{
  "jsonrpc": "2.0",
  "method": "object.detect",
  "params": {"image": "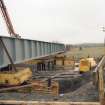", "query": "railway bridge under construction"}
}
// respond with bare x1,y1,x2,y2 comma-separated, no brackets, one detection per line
0,0,105,105
0,36,65,69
